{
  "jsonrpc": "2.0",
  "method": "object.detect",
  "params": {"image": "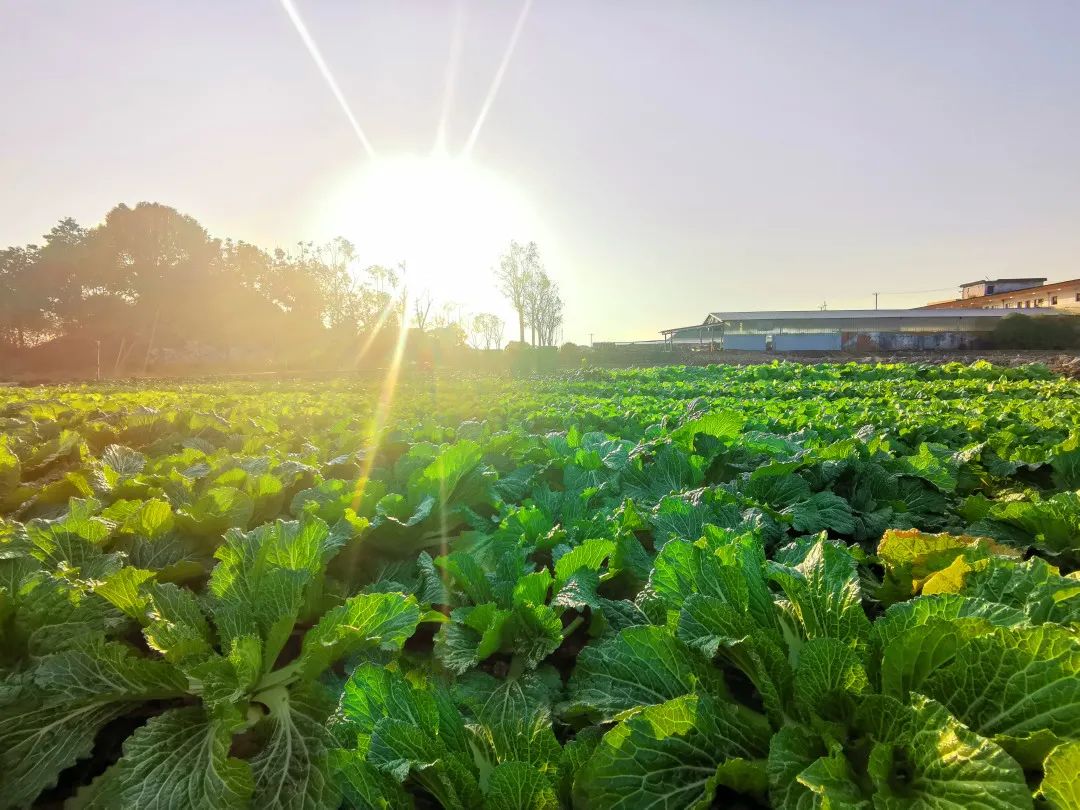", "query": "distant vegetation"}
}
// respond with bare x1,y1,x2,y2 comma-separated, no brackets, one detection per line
989,313,1080,350
0,203,564,377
